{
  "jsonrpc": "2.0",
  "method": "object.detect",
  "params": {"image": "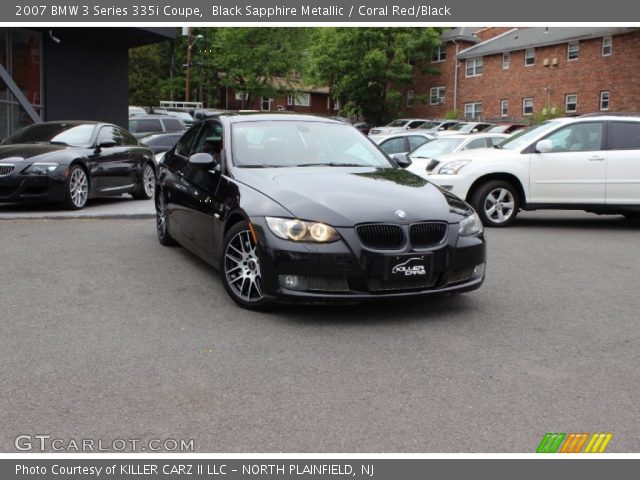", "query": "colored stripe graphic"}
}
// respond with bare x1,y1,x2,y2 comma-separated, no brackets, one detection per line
584,433,613,453
537,433,566,453
560,433,589,453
